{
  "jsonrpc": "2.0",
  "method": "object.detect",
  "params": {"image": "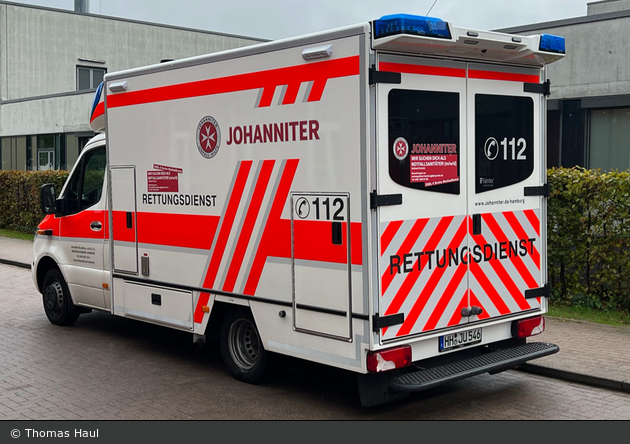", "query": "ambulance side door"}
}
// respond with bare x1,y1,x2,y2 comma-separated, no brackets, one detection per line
57,145,108,309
